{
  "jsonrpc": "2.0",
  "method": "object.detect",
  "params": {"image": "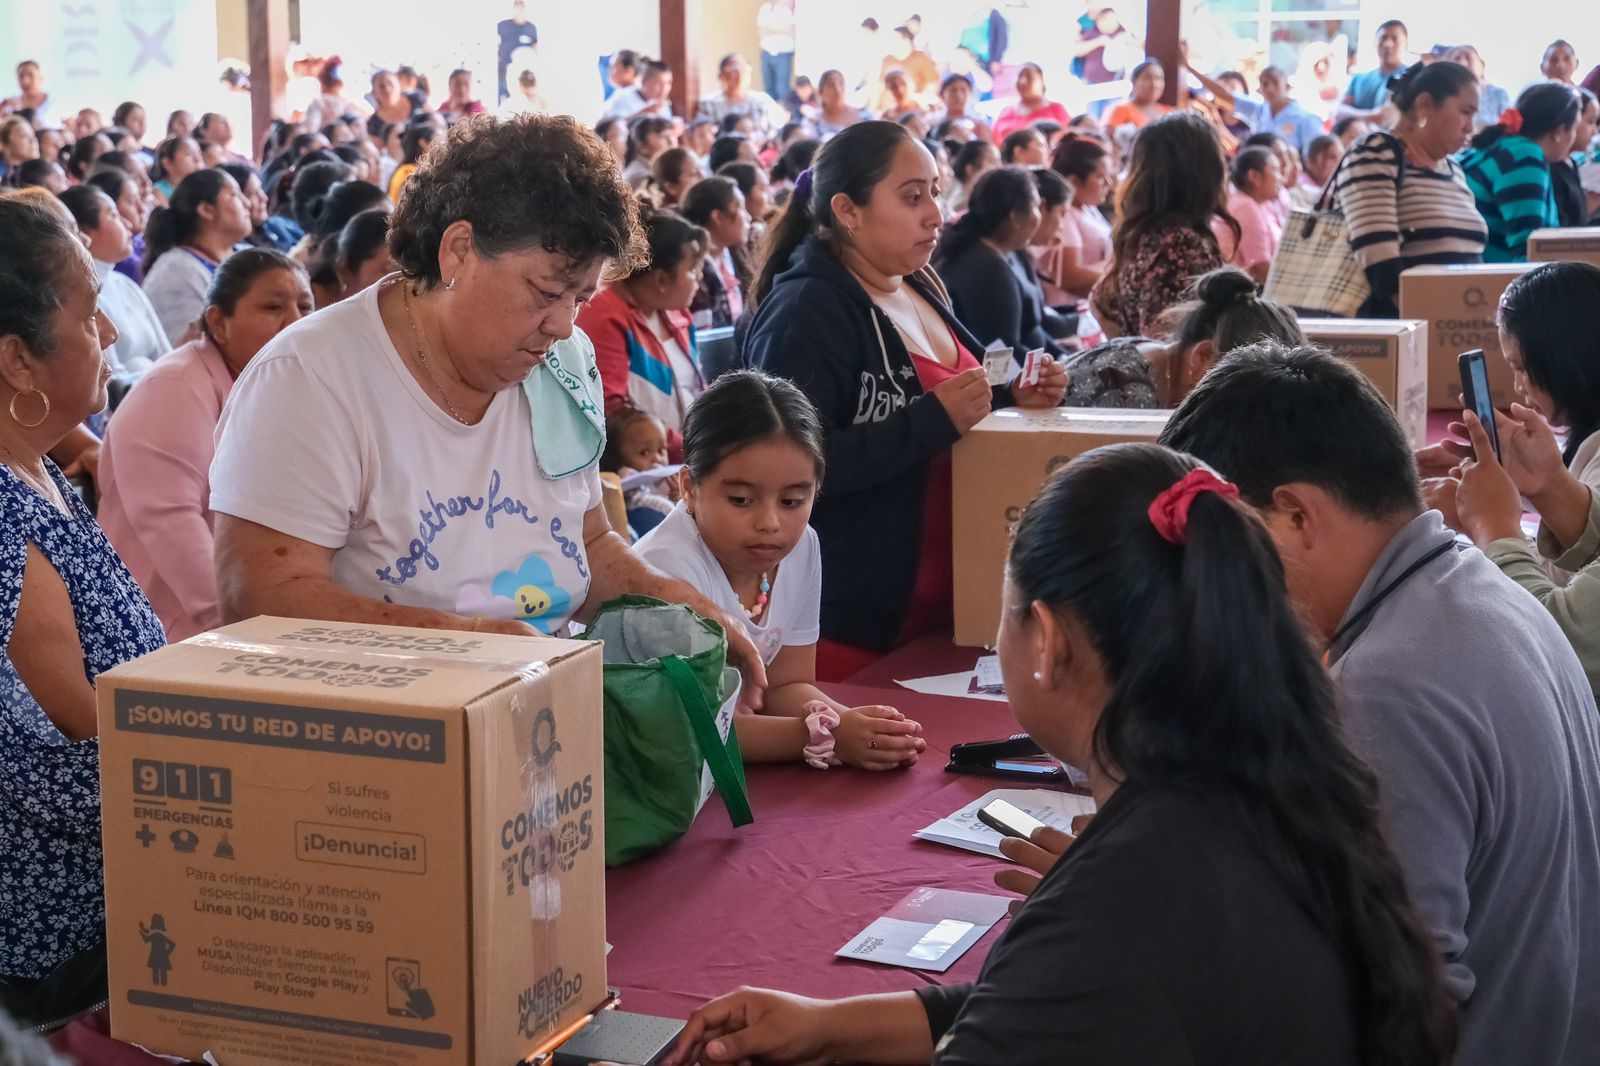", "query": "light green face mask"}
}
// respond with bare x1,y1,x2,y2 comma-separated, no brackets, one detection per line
523,330,607,479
